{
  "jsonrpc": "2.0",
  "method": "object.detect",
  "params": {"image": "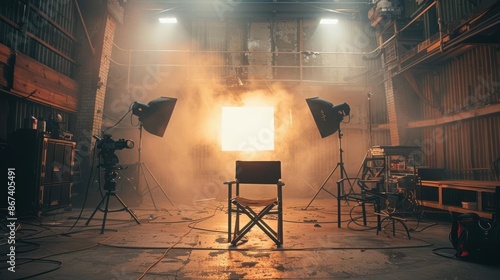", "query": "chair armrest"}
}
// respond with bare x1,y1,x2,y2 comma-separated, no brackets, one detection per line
224,180,236,185
278,180,285,186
